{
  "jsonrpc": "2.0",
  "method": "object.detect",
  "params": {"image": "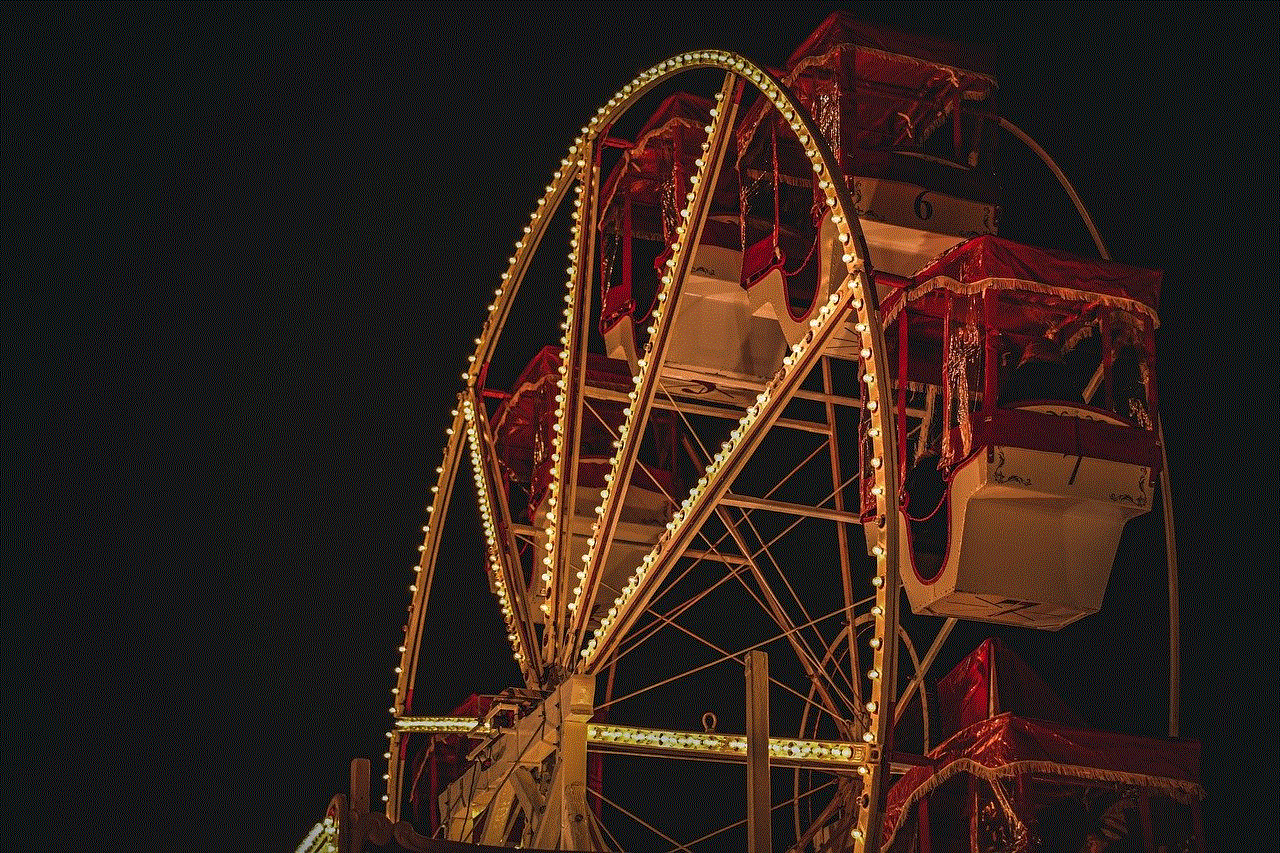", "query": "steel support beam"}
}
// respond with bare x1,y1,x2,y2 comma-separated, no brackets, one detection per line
720,492,864,524
566,73,743,666
745,650,772,853
468,388,543,687
399,716,884,774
